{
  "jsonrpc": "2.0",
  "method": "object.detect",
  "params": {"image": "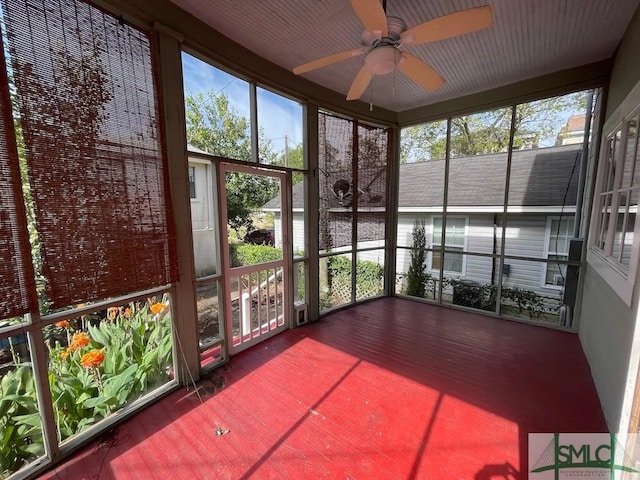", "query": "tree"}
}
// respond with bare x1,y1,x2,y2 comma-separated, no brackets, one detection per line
275,142,304,185
400,92,588,162
185,90,278,232
406,219,428,298
224,171,278,232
